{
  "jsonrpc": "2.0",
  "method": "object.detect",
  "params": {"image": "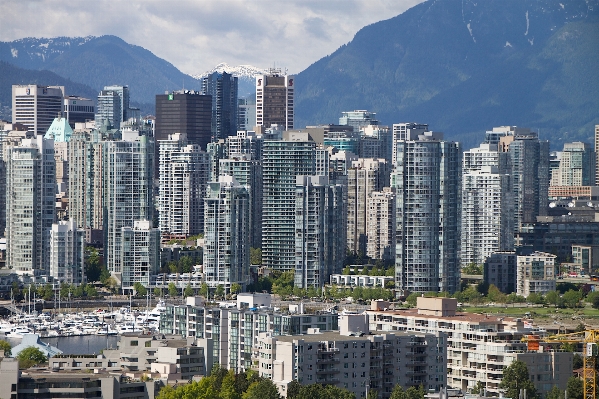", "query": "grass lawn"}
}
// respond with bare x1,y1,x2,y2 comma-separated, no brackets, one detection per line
461,305,599,318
